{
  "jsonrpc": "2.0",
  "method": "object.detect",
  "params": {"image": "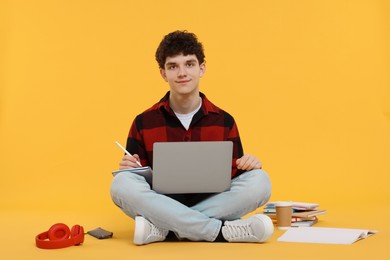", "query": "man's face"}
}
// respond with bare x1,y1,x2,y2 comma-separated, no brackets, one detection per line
160,54,206,96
